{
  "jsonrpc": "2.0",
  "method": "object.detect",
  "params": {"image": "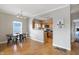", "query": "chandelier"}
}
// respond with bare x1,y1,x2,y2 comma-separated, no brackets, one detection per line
16,10,25,19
